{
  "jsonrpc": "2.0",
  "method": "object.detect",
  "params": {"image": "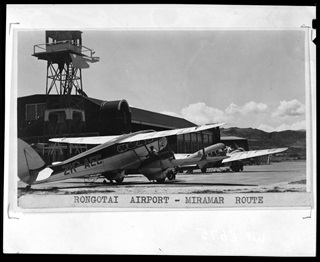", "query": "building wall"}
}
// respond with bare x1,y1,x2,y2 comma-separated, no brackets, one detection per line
220,138,249,151
132,123,220,153
18,95,222,155
18,95,132,143
177,129,220,153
